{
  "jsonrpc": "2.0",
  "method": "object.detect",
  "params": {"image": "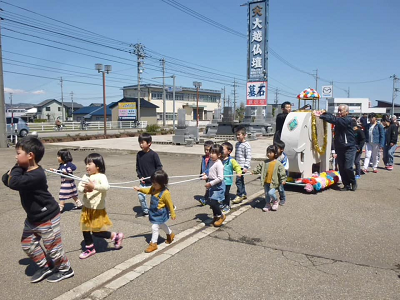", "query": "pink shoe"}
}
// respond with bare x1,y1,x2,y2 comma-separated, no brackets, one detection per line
271,200,279,211
262,203,271,212
79,247,96,259
373,168,378,173
113,232,124,249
